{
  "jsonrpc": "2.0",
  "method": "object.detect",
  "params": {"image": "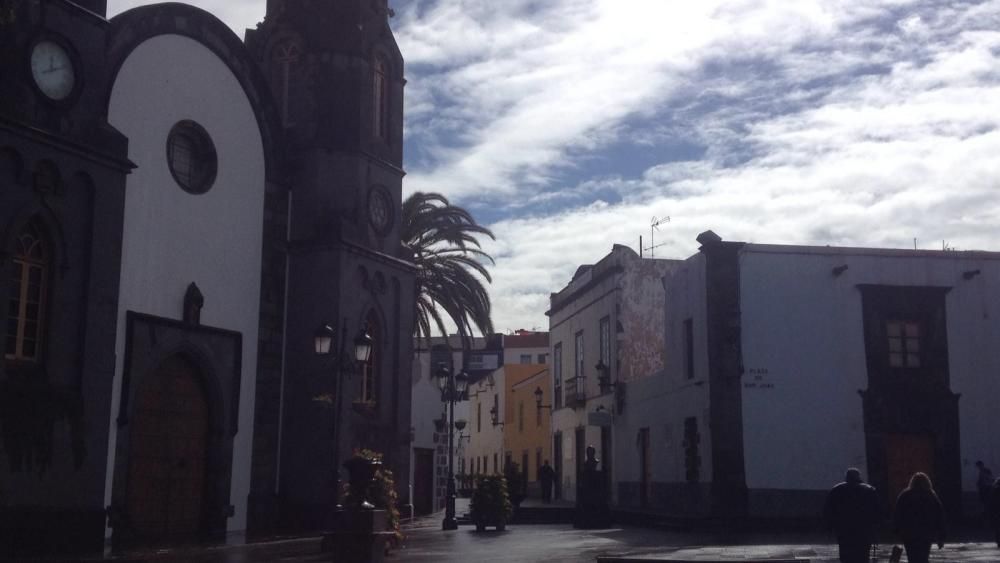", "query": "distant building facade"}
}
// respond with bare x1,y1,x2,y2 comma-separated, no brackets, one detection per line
501,331,550,497
409,335,502,515
614,231,1000,520
546,245,679,502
